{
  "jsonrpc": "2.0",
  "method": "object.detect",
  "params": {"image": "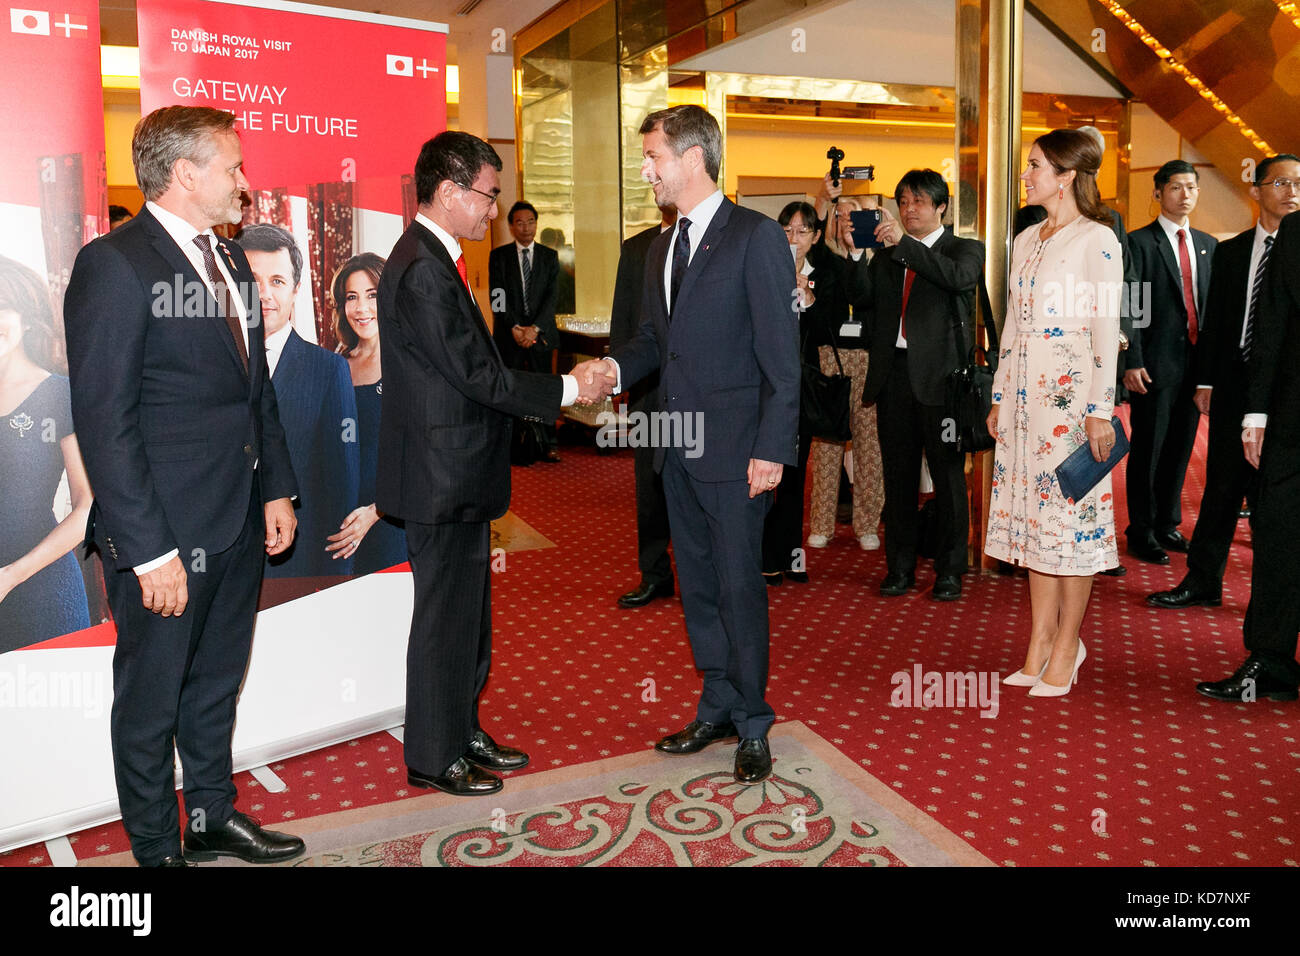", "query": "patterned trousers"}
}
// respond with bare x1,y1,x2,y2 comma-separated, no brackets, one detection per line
808,346,885,540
